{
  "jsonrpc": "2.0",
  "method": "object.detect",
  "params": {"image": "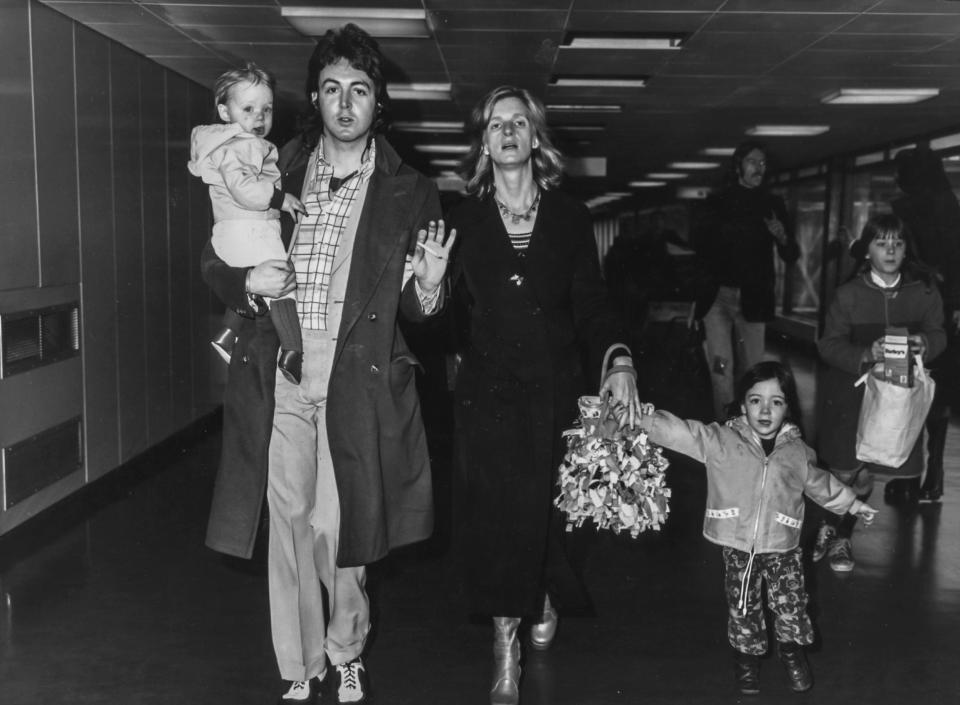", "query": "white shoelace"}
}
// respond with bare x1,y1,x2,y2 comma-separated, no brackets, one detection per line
337,661,365,701
282,681,311,701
